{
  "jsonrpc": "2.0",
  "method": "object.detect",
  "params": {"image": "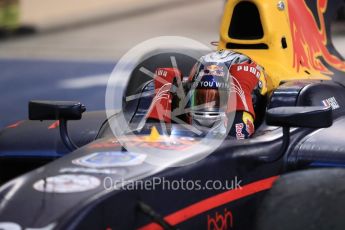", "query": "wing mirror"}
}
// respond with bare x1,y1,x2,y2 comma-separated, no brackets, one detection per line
29,100,86,120
29,100,86,151
264,106,332,162
266,106,333,128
